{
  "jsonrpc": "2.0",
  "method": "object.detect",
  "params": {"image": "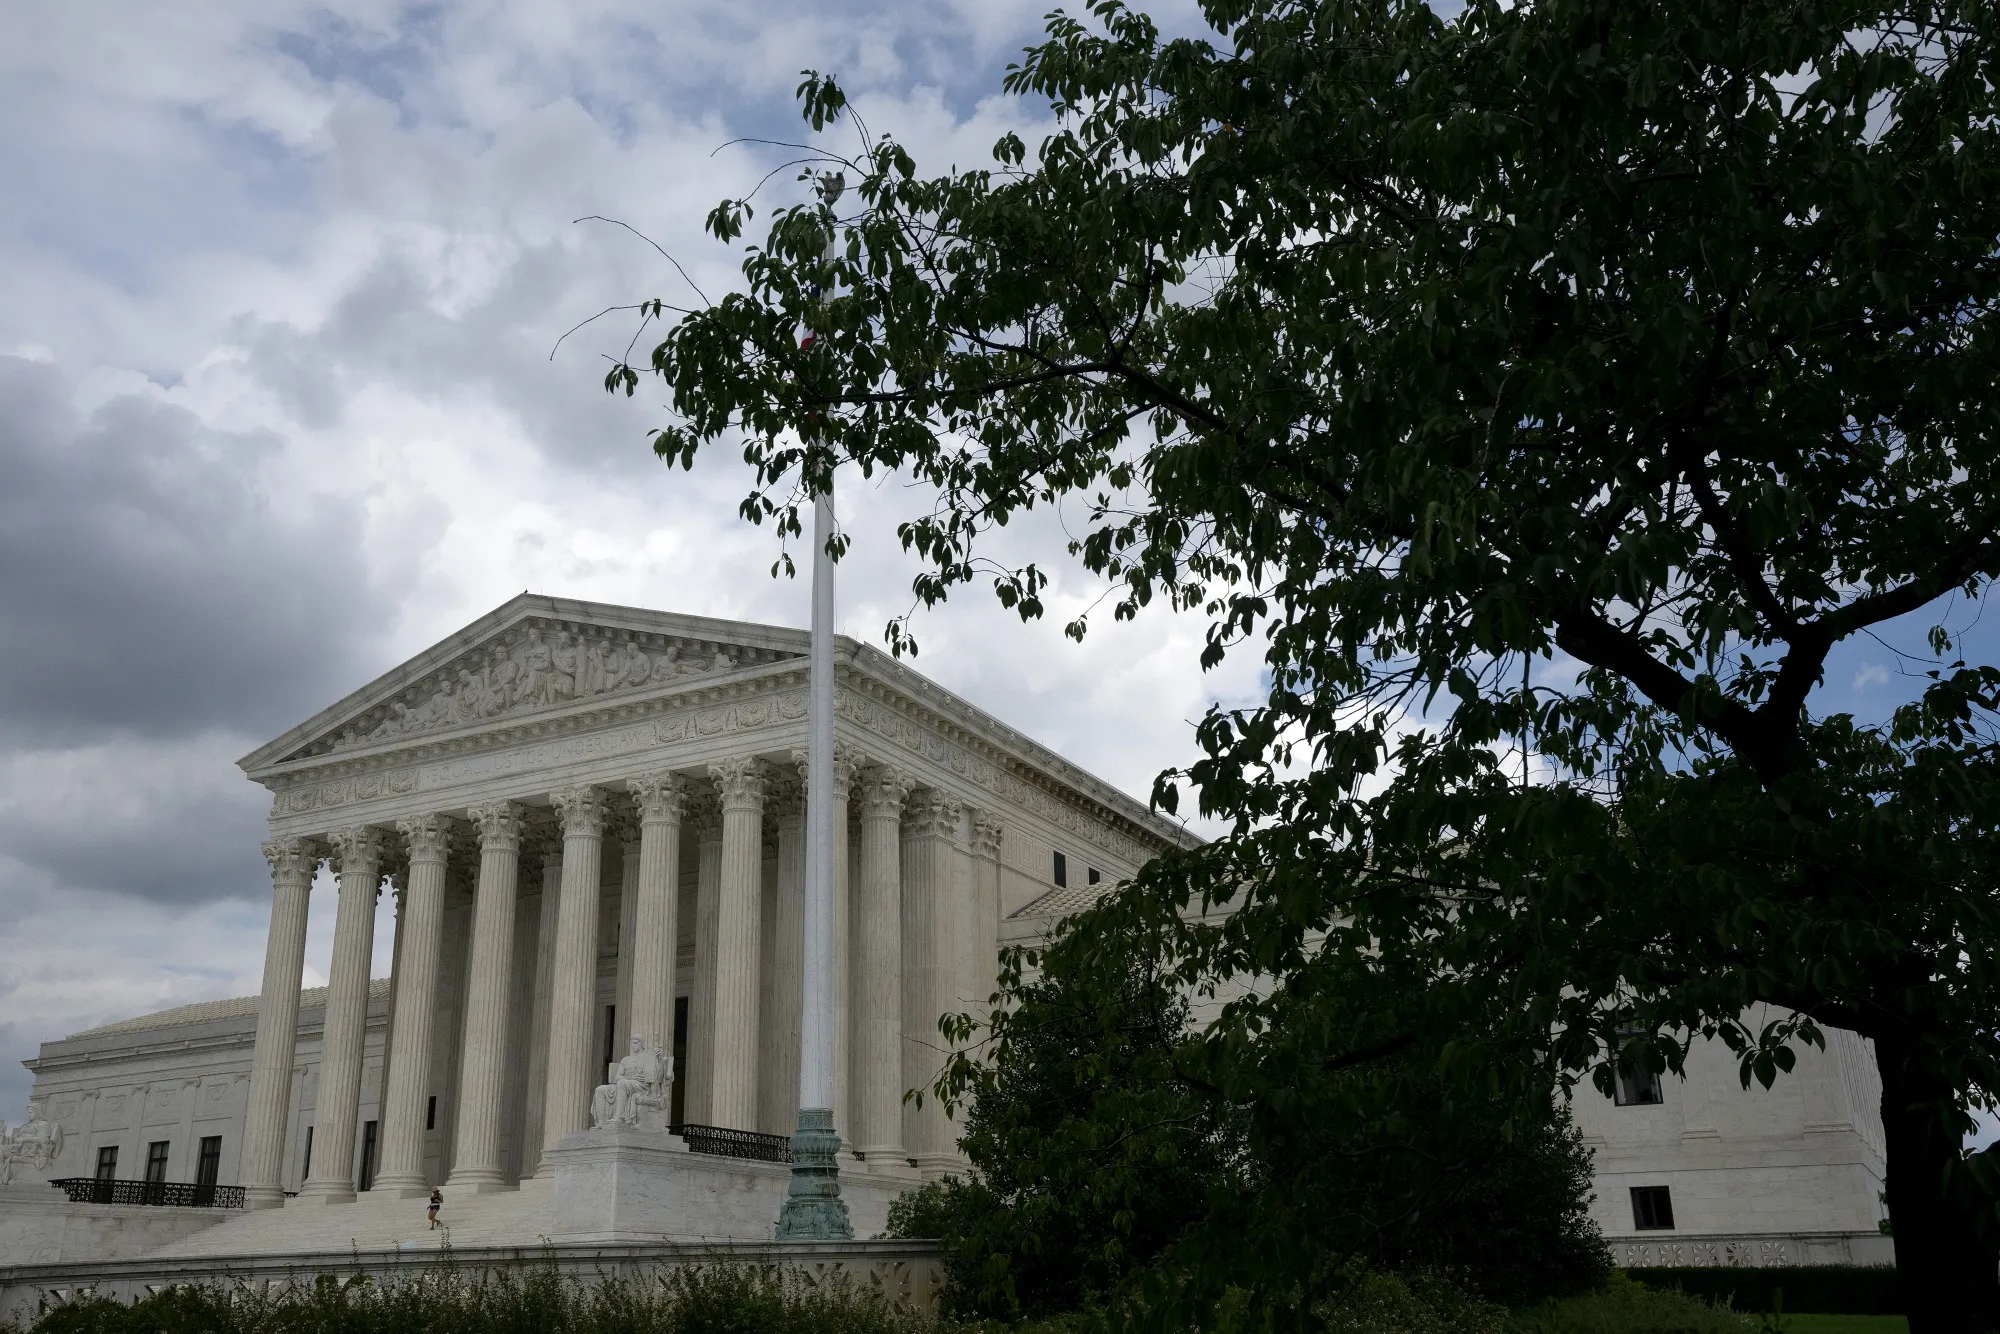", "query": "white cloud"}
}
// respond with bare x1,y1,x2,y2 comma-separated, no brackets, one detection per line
1852,662,1891,693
